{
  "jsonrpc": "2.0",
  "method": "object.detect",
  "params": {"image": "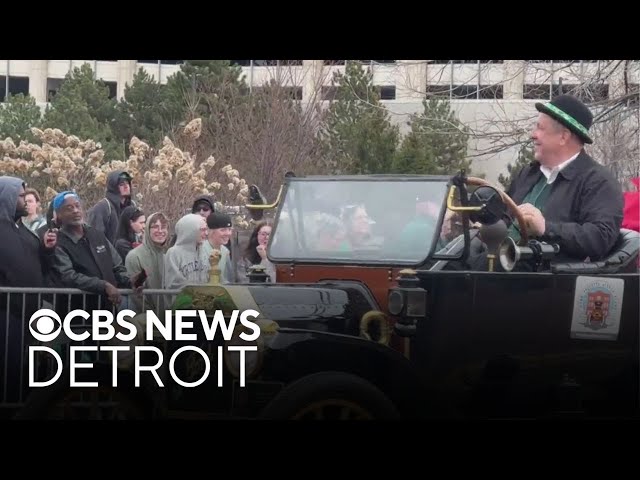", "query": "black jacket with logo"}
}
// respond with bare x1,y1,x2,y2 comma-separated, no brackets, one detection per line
53,225,131,311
